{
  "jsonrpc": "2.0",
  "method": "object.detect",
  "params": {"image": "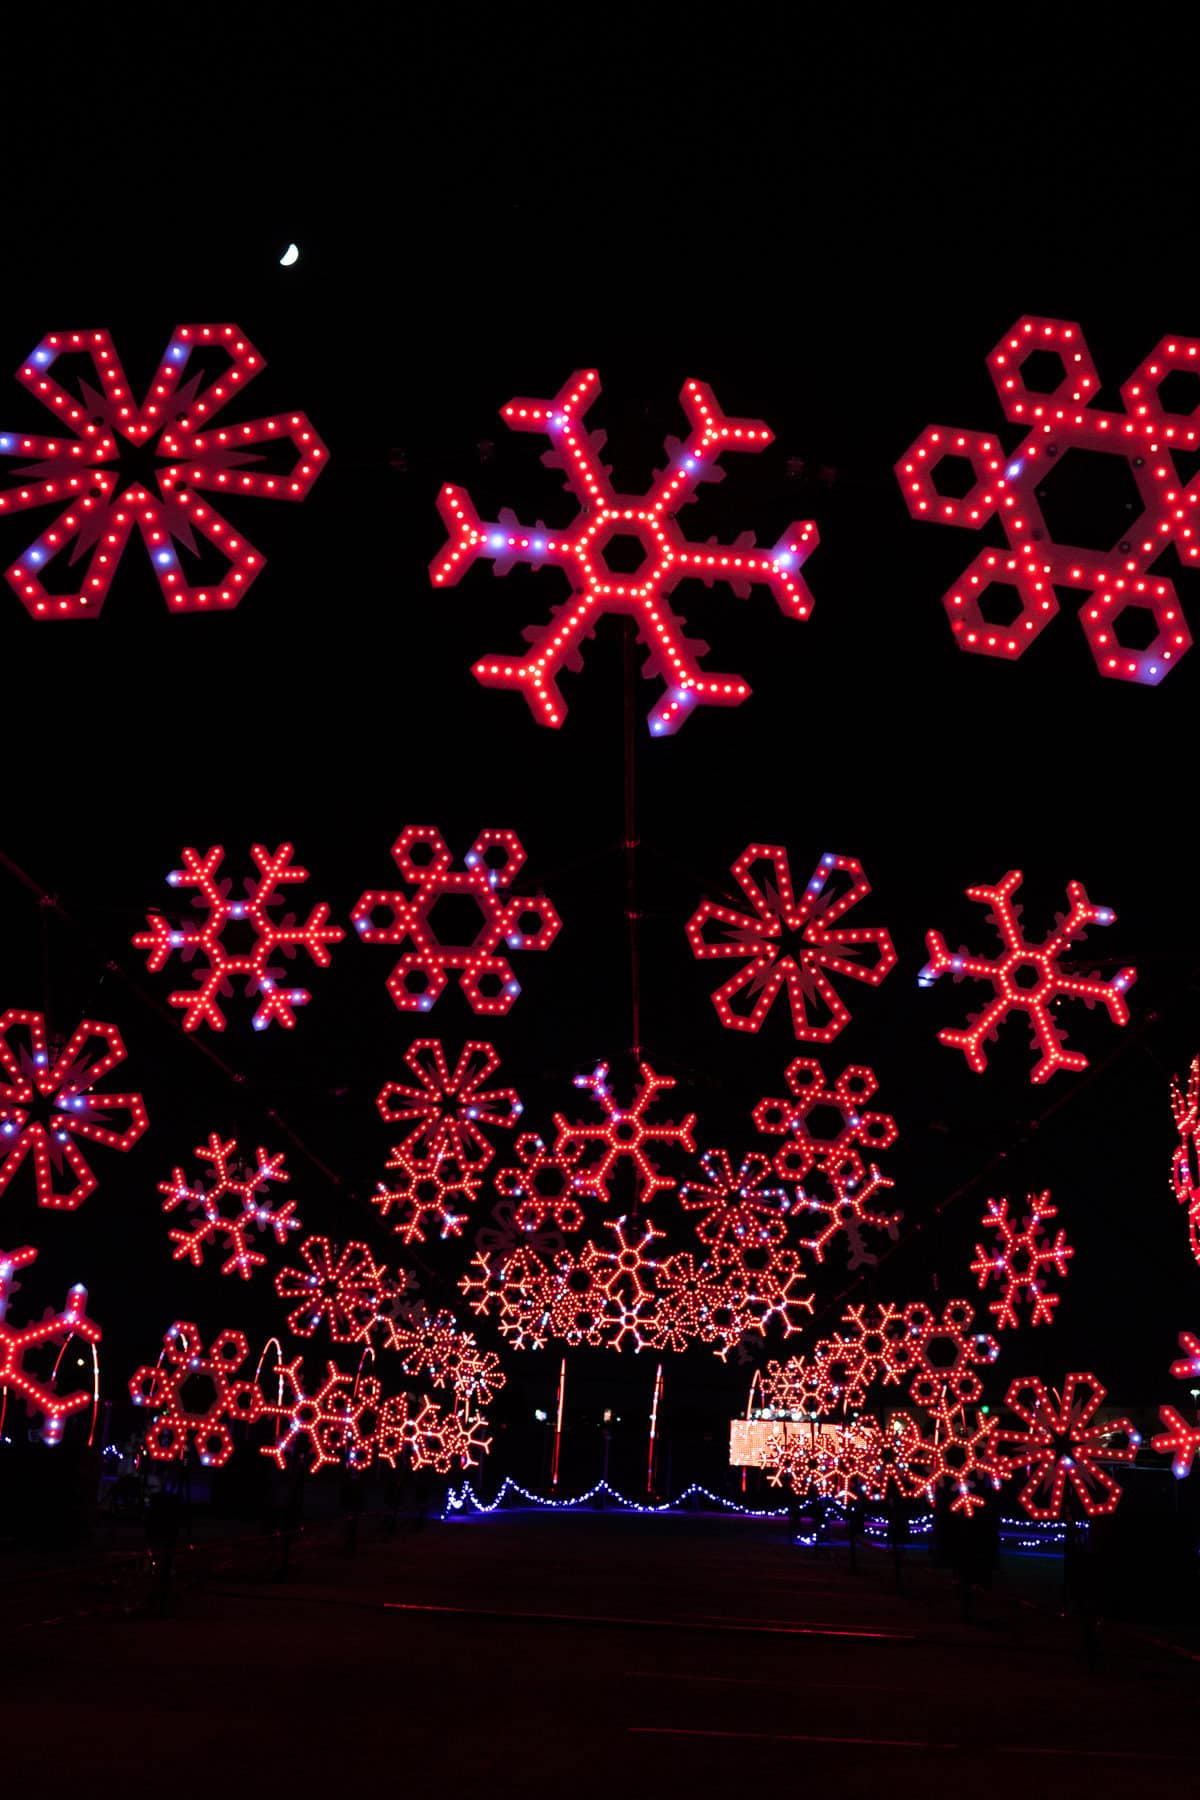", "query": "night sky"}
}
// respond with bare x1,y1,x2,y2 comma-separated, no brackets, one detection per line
3,16,1197,1484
